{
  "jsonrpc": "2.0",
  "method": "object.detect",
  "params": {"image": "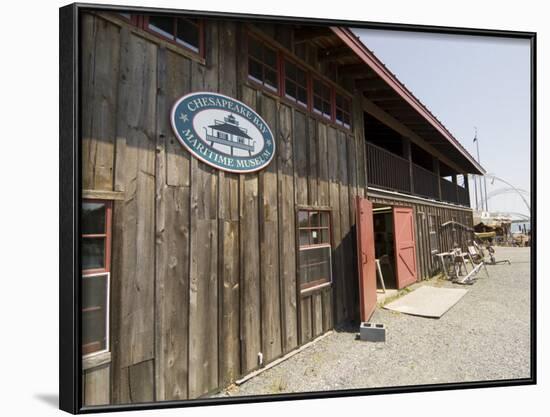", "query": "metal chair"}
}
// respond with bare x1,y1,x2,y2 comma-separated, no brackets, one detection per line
467,245,490,278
